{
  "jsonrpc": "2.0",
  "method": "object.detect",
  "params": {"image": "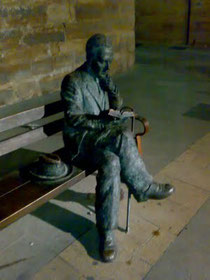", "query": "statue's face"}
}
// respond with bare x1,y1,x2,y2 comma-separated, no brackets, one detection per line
91,47,113,78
